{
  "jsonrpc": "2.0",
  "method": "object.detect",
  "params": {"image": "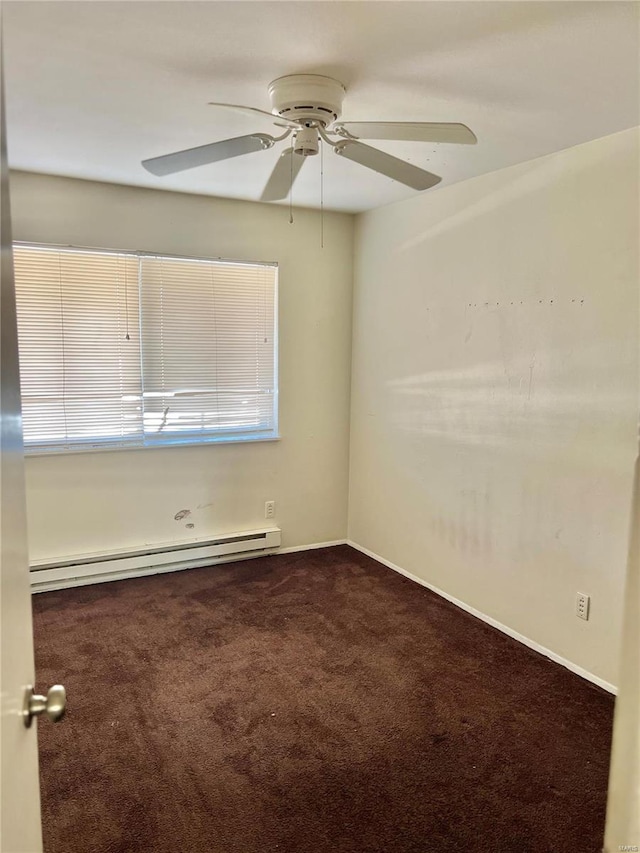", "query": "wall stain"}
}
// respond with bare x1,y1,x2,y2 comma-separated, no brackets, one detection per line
528,354,537,400
174,509,191,521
